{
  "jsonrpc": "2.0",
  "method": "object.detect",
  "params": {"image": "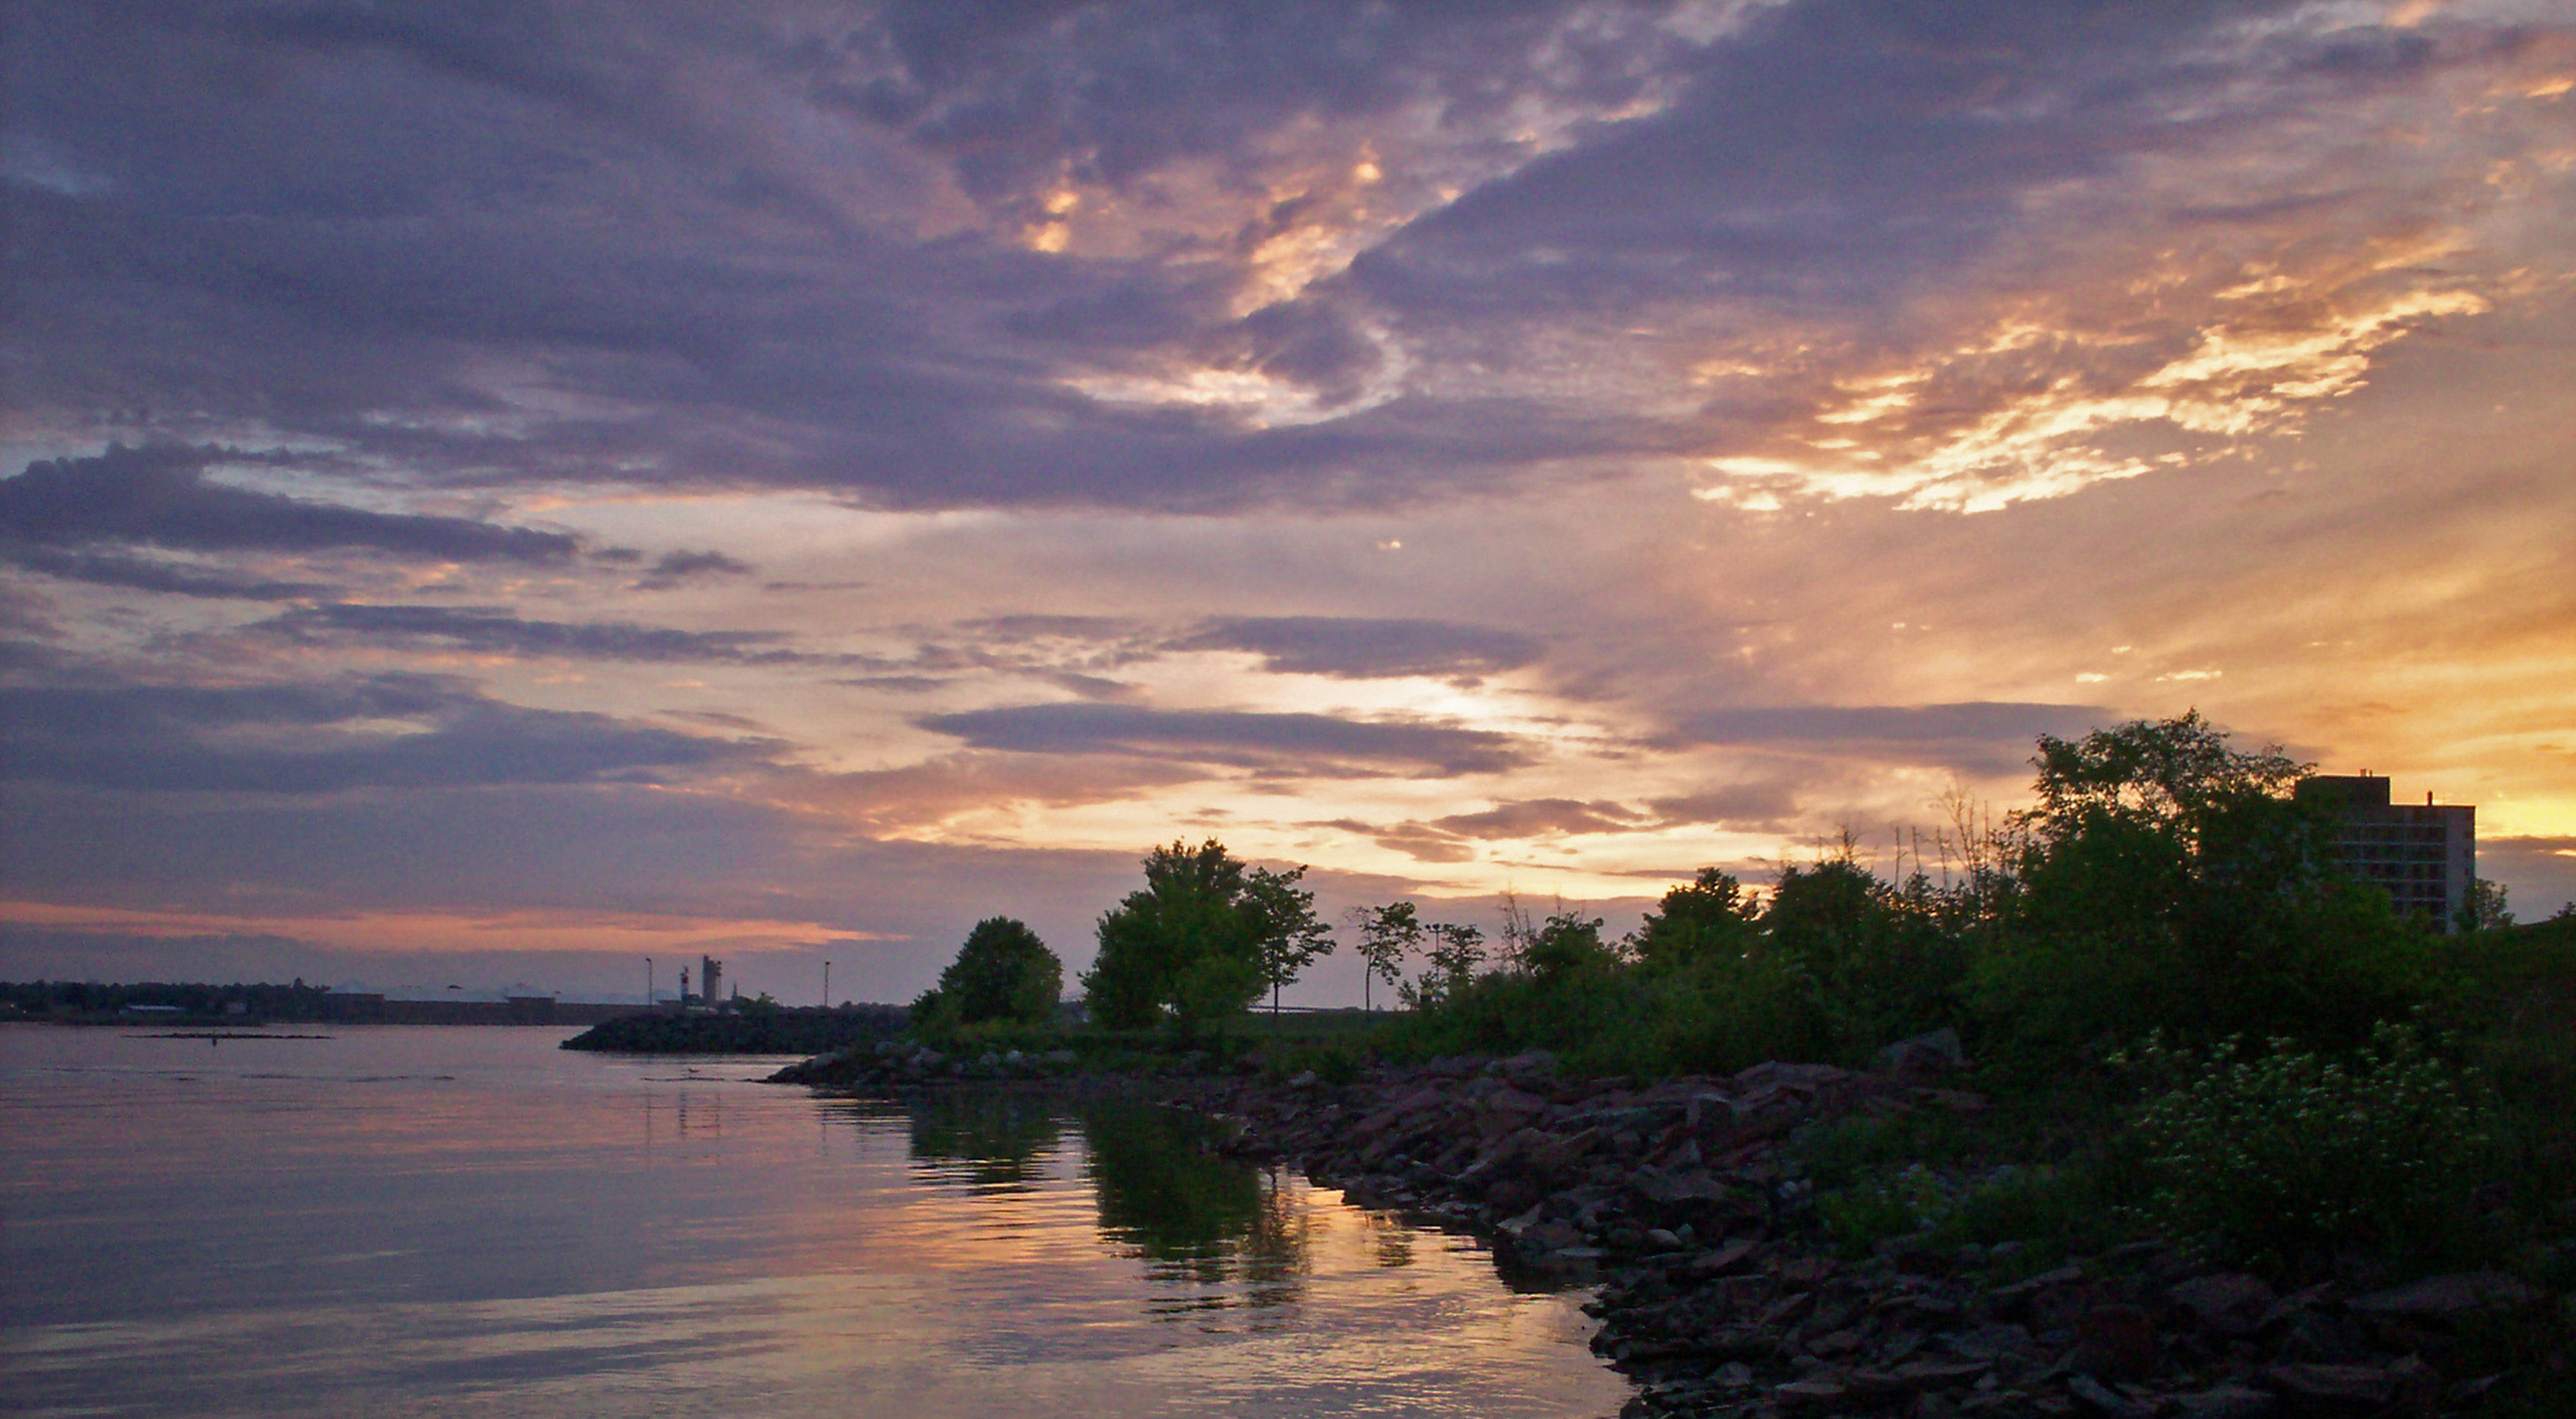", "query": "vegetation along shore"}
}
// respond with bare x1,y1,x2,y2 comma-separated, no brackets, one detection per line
768,715,2576,1418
